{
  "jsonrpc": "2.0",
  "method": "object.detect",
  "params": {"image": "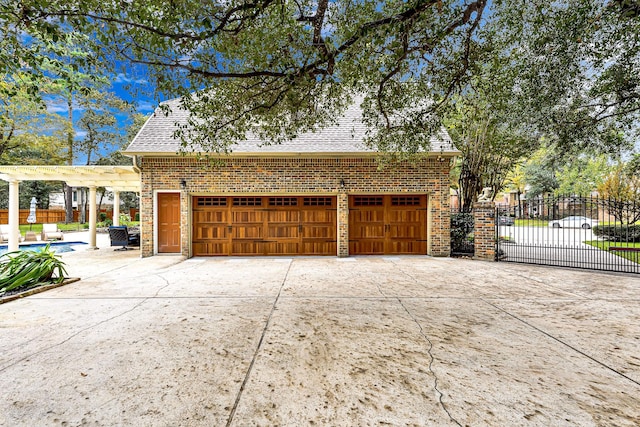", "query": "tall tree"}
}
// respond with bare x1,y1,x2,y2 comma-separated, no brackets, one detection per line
93,113,147,214
597,161,640,224
1,1,638,157
446,92,538,212
76,89,131,166
523,150,561,201
0,76,66,209
41,43,111,222
0,76,66,162
555,155,611,197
